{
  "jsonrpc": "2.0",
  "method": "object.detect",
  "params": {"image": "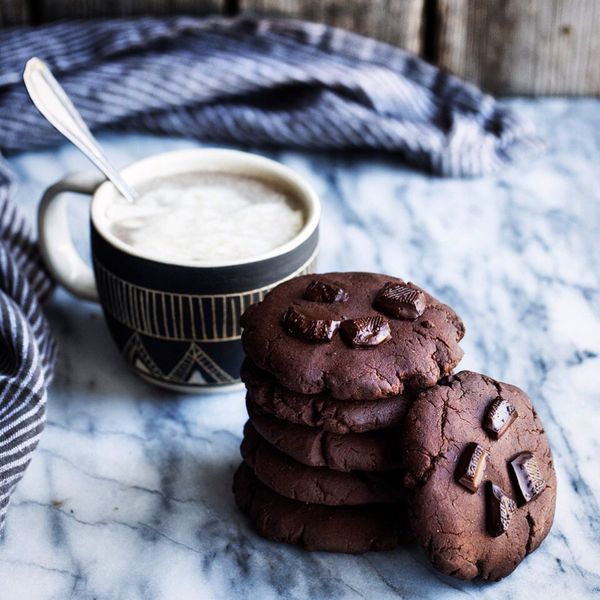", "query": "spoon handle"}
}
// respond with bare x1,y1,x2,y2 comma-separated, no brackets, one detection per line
23,57,138,204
